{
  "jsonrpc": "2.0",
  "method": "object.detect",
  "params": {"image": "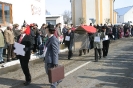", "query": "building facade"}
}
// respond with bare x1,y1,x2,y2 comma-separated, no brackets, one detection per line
0,0,46,29
71,0,116,26
115,6,133,24
46,15,64,27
